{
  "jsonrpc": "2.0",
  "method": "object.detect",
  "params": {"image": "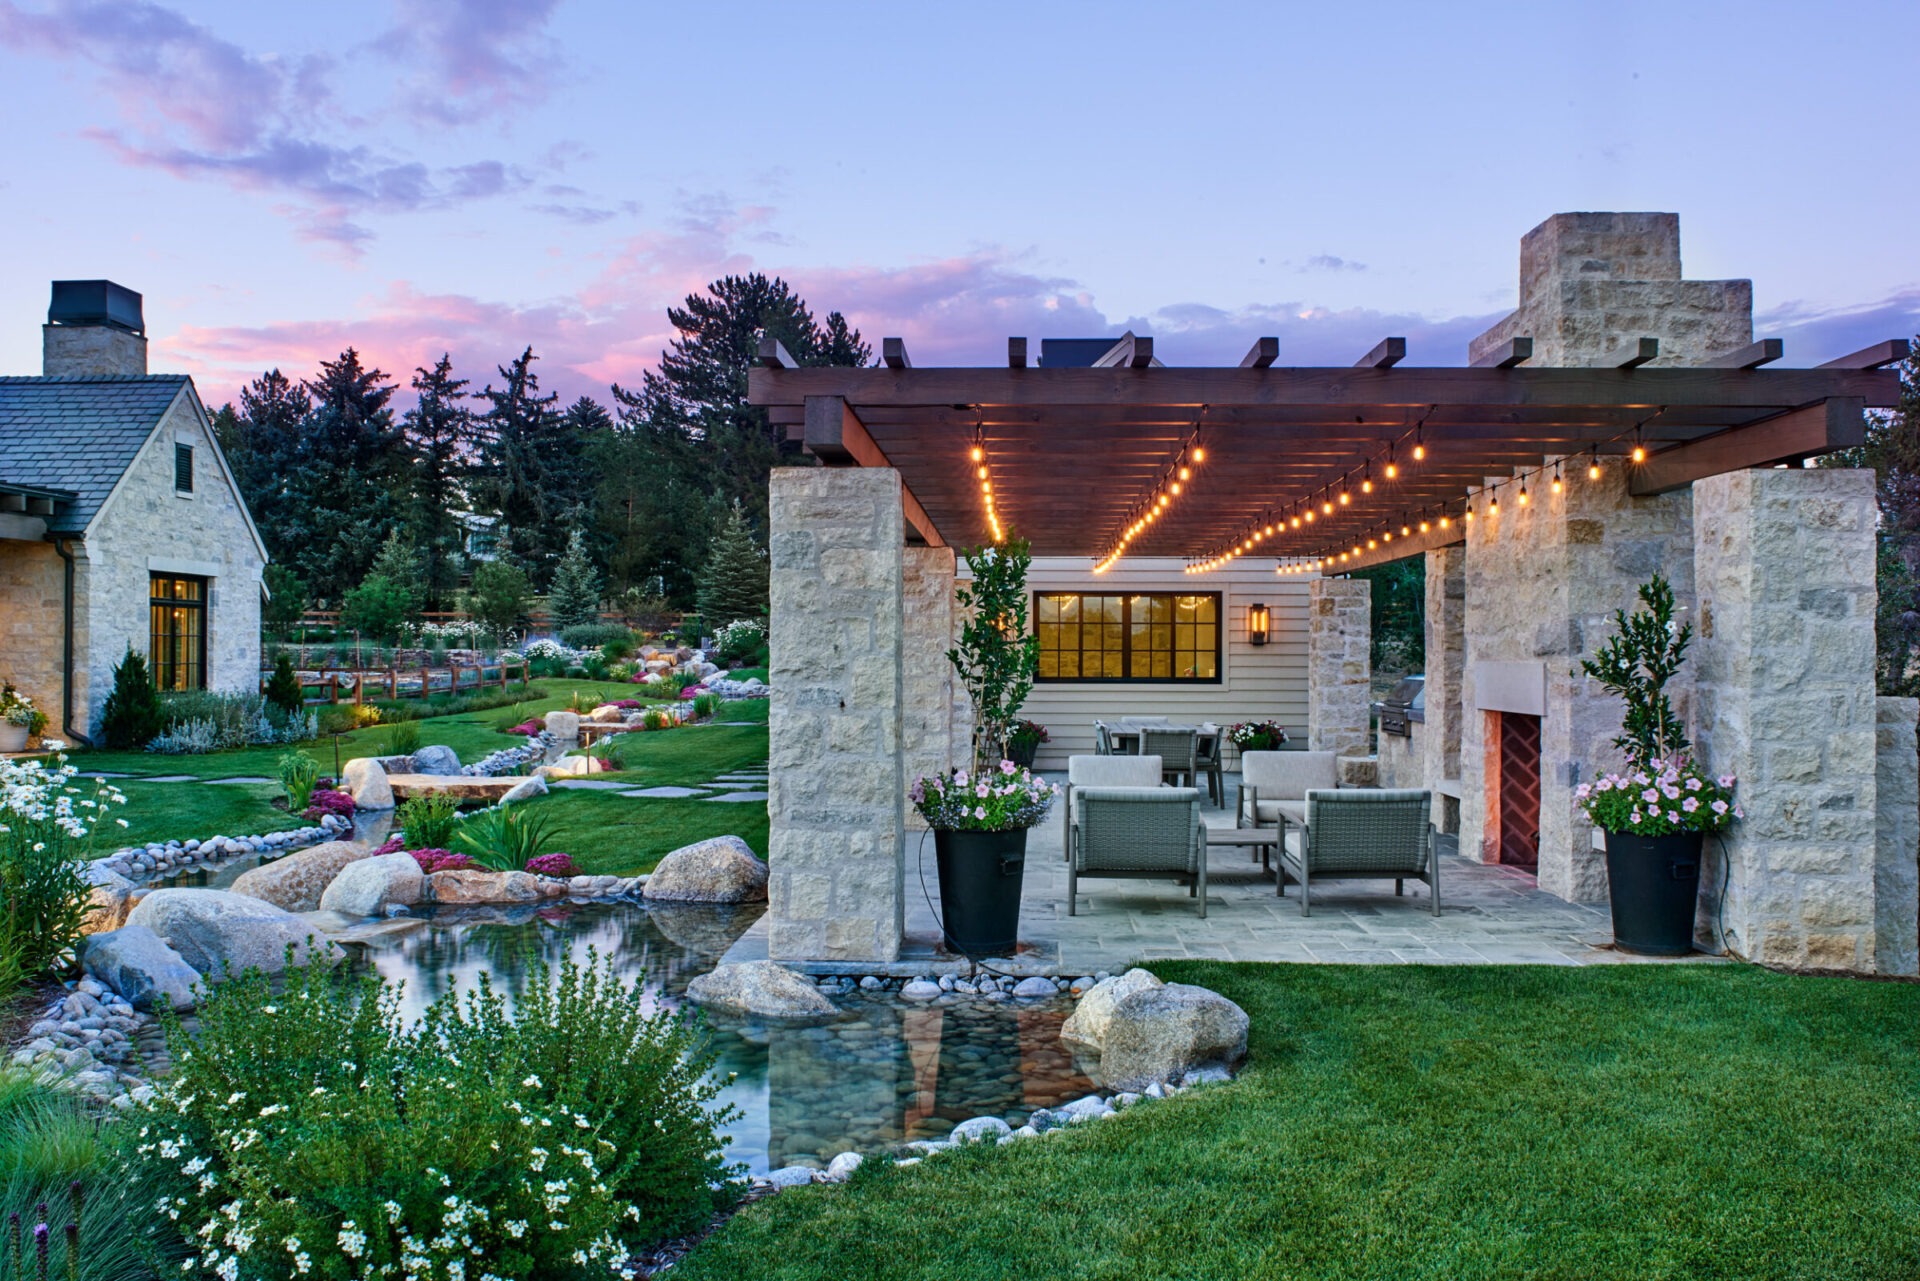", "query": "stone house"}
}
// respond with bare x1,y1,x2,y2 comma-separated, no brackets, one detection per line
0,281,267,744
